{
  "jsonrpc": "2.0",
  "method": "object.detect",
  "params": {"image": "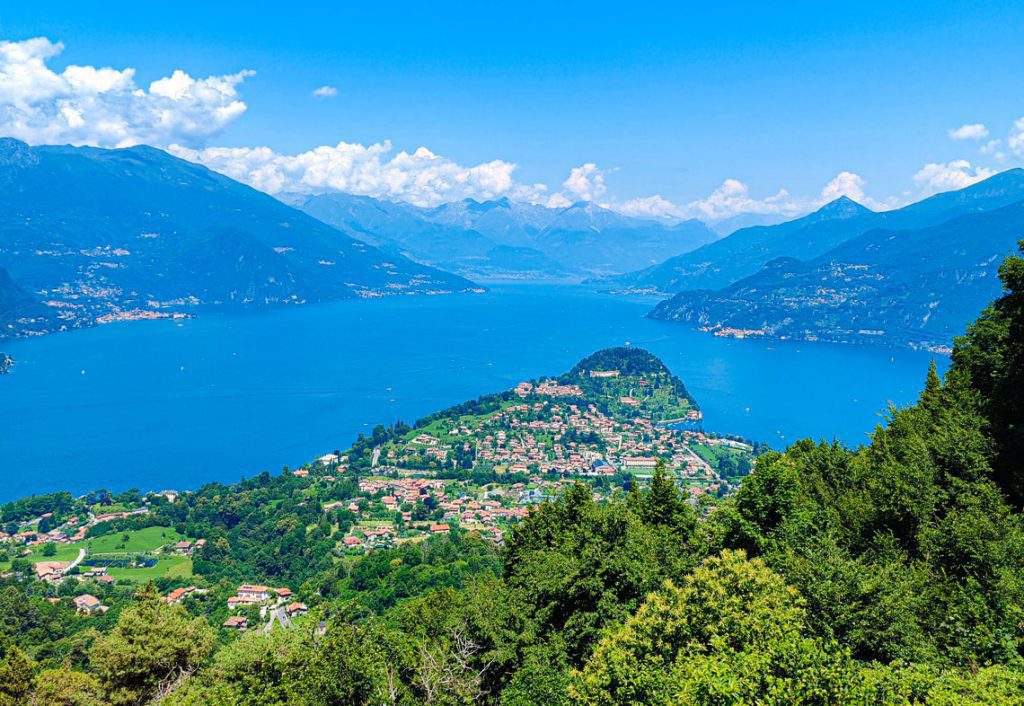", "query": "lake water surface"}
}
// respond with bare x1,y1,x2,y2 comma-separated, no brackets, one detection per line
0,285,946,501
